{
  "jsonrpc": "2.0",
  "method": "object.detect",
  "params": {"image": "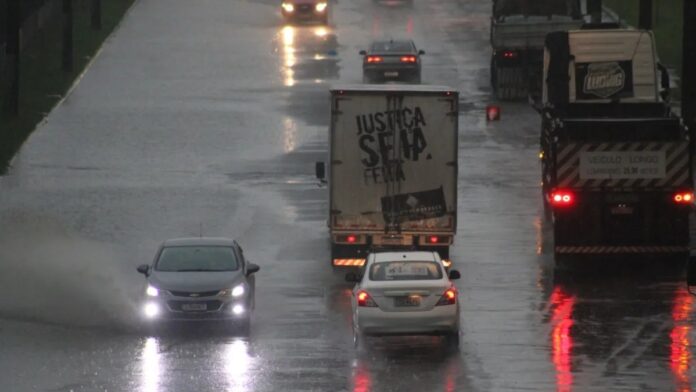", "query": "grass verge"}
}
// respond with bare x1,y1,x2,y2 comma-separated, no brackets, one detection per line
0,0,135,174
